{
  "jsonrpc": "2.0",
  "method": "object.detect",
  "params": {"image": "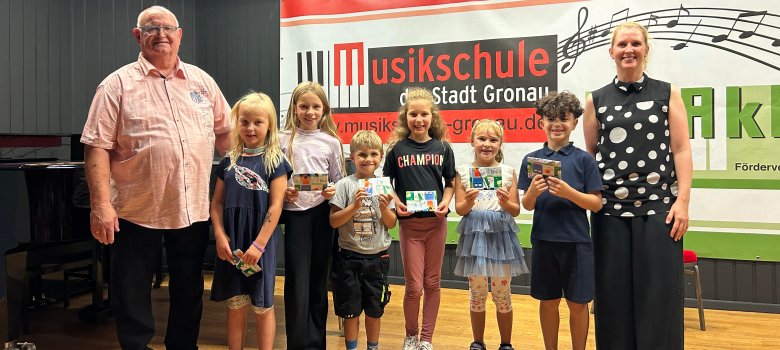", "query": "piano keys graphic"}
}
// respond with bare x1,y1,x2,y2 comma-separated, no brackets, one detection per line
296,42,369,109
